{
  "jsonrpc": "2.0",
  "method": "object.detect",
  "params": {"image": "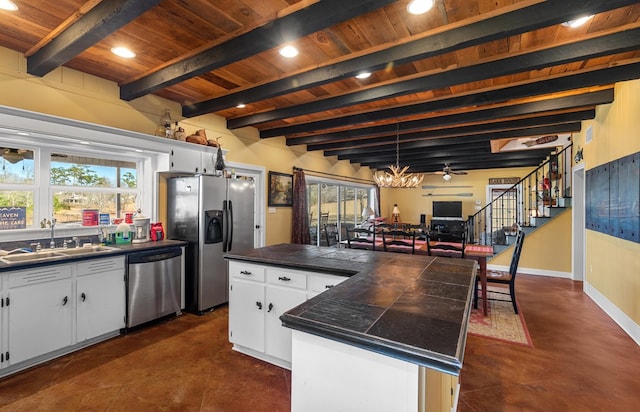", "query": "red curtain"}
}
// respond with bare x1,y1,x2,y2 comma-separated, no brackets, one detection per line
291,169,311,244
